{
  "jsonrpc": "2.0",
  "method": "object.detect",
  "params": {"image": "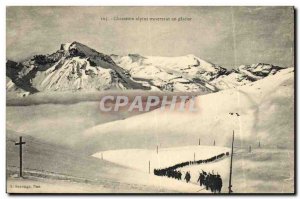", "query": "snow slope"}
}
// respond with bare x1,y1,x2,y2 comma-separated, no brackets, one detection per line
93,146,230,193
7,130,210,193
32,57,114,91
84,67,294,149
7,130,202,193
178,147,293,193
92,145,293,193
93,146,229,173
